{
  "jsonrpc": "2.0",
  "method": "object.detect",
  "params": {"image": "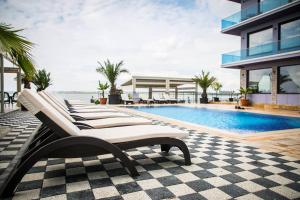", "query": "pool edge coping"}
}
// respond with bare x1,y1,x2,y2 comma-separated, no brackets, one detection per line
113,105,300,140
